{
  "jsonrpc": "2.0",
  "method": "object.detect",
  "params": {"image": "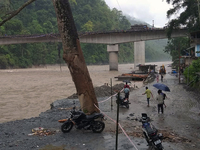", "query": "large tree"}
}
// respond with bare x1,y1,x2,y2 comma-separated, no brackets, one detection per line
165,0,200,37
52,0,99,114
164,37,190,61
